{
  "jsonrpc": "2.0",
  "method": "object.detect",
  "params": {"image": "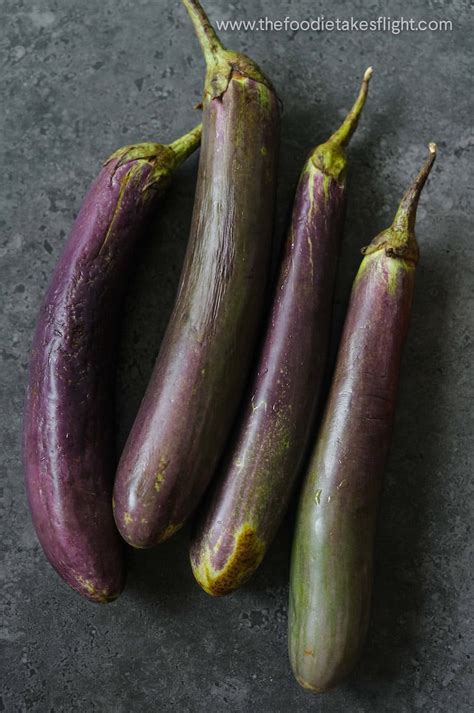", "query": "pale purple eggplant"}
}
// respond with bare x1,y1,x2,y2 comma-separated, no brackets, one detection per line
23,126,201,602
190,69,373,595
289,144,437,690
113,0,280,548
